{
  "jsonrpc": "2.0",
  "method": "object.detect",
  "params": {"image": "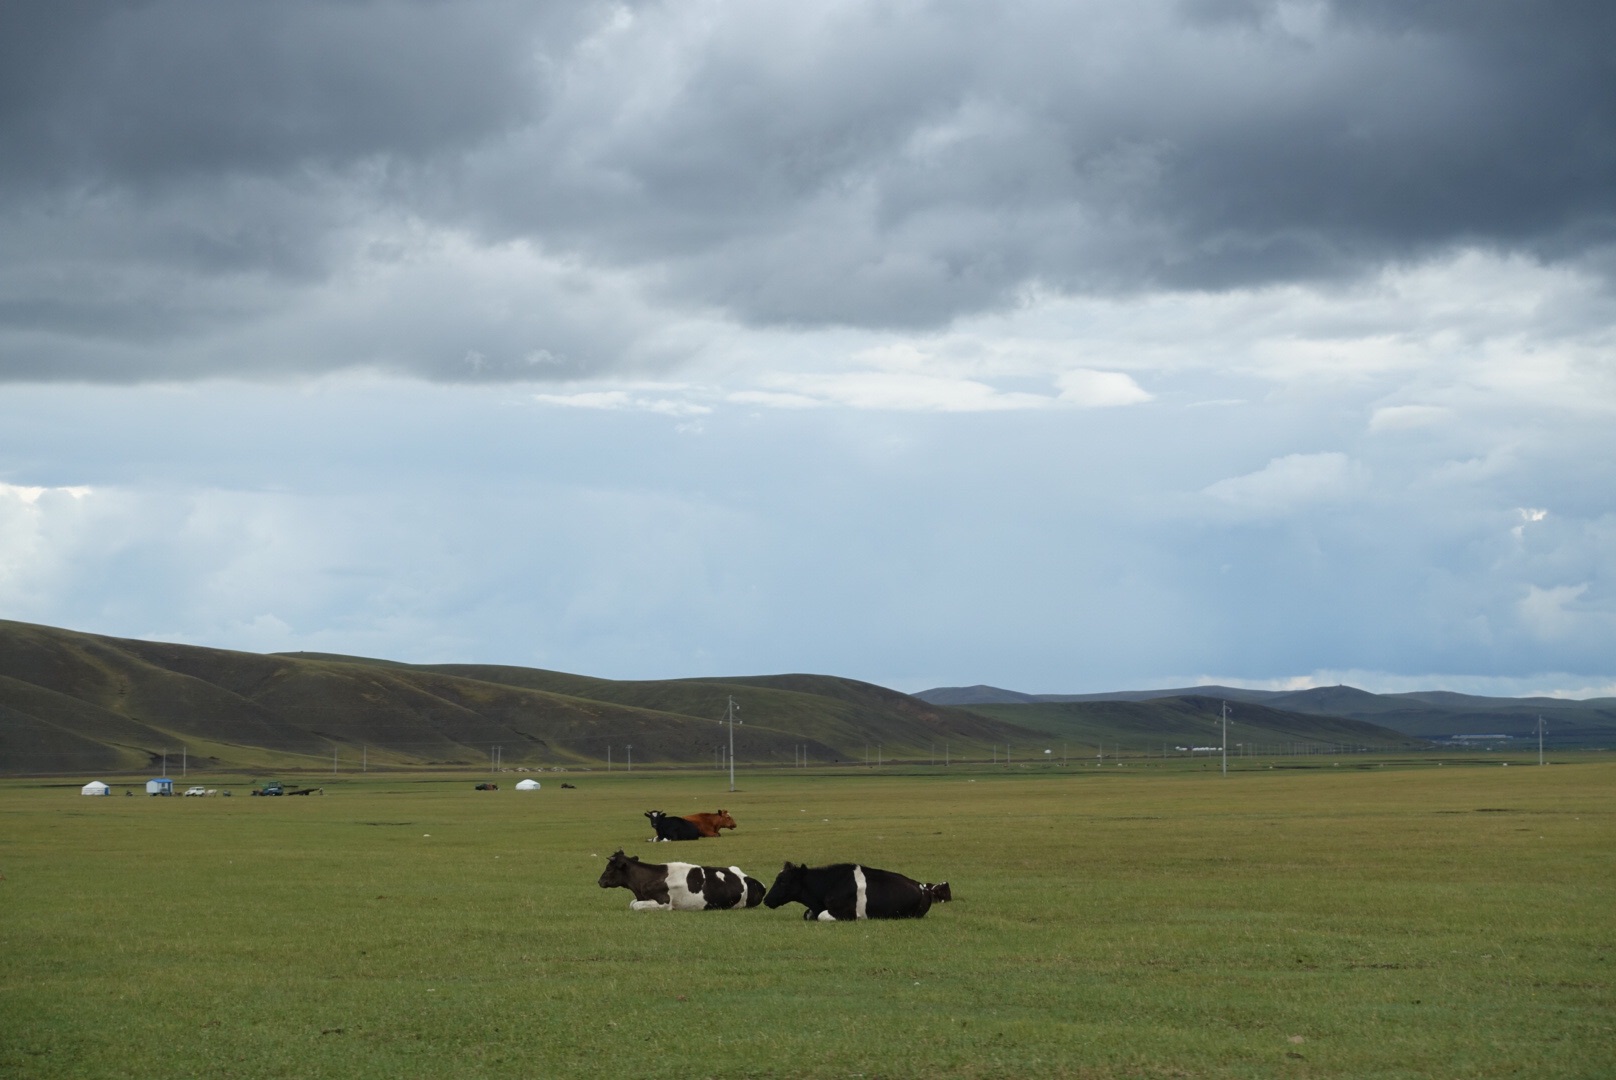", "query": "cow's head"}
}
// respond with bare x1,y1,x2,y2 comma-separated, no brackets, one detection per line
925,881,952,903
597,850,636,889
713,809,738,830
763,861,805,909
